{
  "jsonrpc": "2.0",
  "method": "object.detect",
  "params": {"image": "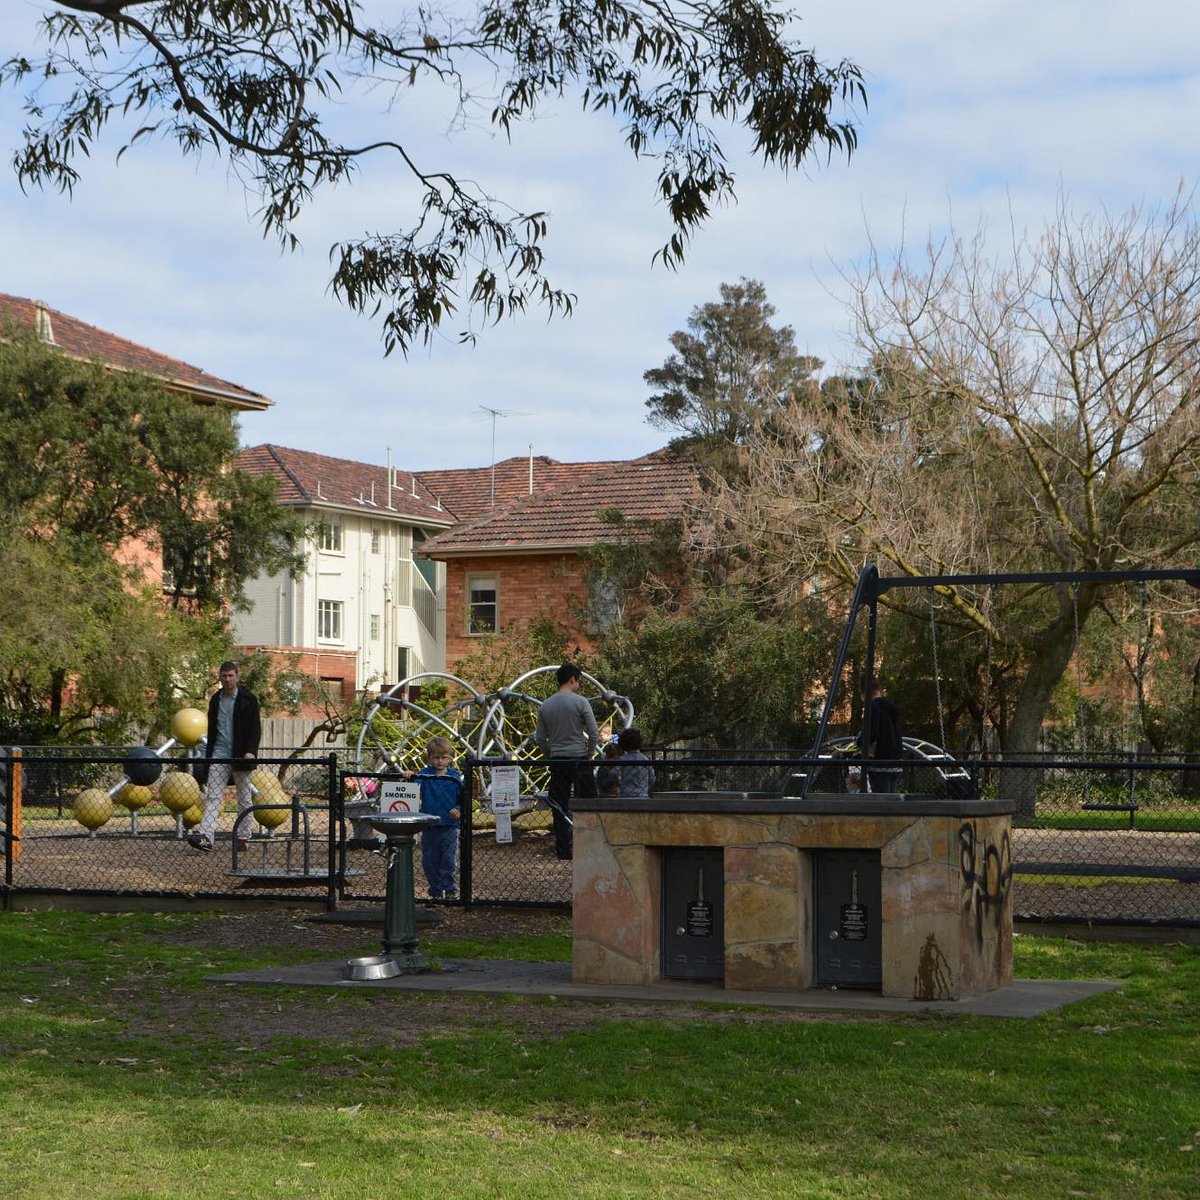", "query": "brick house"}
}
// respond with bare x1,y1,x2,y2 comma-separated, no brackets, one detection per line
235,446,699,693
418,452,699,673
